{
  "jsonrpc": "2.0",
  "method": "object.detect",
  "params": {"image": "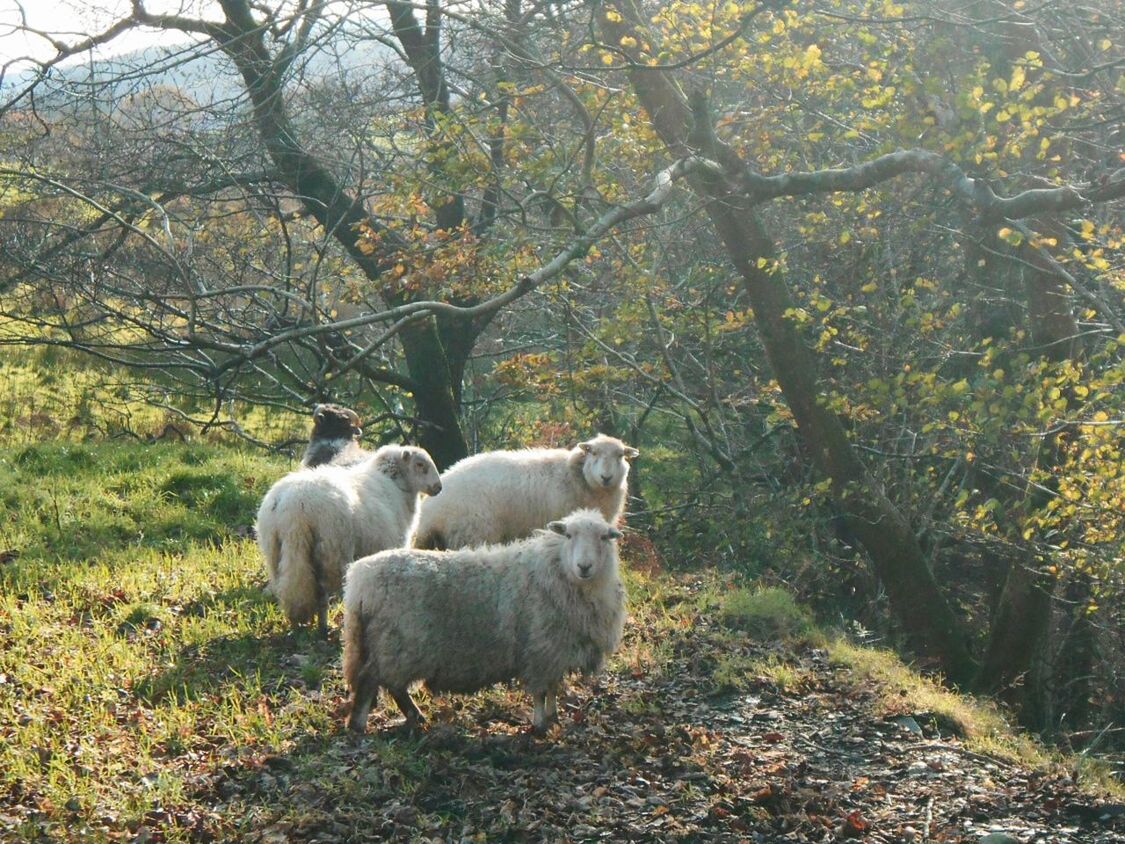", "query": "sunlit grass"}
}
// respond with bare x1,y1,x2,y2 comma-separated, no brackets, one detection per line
825,639,1124,798
1,438,1117,840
